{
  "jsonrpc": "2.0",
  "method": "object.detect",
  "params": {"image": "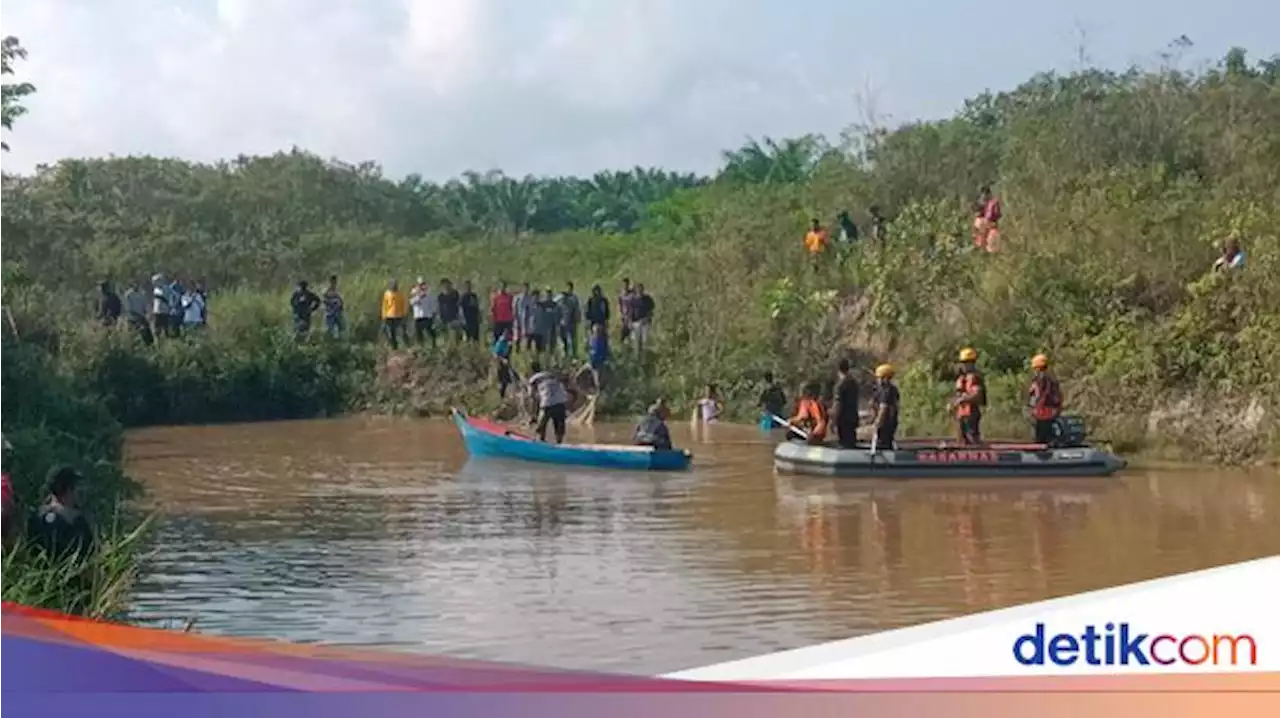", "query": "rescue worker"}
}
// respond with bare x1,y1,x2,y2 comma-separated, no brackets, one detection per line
951,347,986,445
789,381,829,445
870,364,900,449
1027,354,1063,444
